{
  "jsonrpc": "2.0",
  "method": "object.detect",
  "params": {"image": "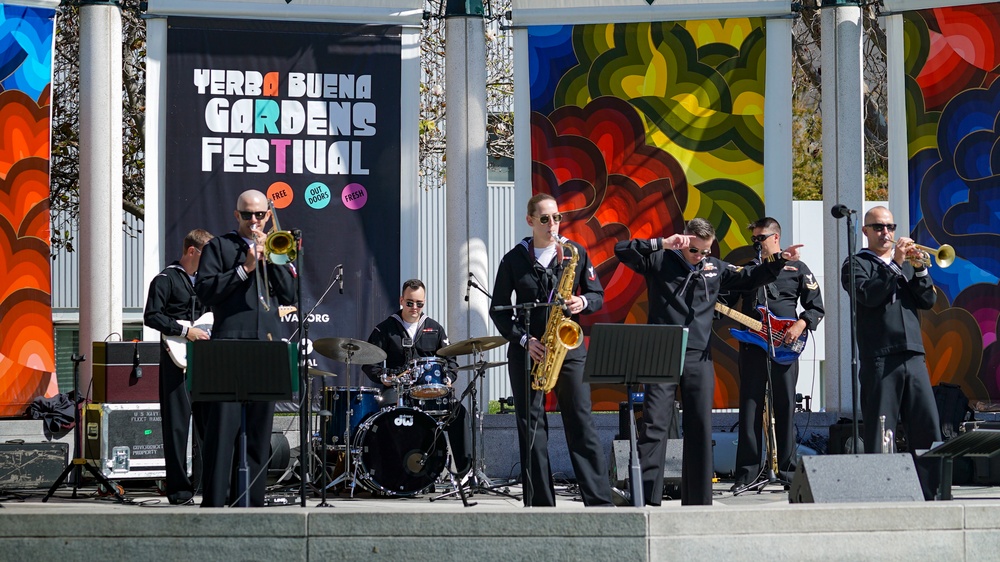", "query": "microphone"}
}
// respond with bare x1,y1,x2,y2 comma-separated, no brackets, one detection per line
753,240,763,261
465,272,472,302
337,264,344,294
131,341,142,379
831,204,857,219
